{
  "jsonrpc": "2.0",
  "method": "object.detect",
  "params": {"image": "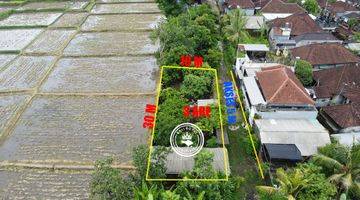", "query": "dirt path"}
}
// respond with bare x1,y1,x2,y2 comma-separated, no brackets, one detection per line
0,0,162,198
